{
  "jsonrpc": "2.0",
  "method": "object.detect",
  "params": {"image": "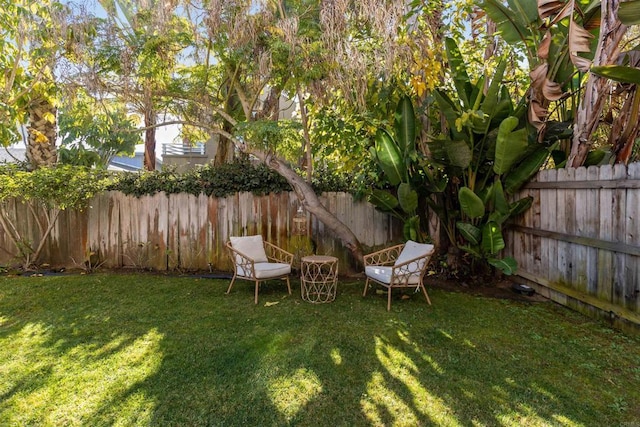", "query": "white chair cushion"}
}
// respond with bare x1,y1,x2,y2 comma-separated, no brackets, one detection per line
365,266,420,285
395,241,434,266
253,262,291,279
230,235,268,263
